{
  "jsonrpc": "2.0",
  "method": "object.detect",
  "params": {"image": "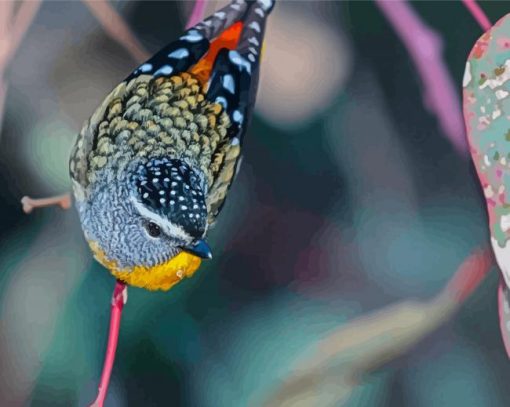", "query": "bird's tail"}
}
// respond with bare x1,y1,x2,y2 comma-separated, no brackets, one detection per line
193,0,275,46
186,0,275,141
